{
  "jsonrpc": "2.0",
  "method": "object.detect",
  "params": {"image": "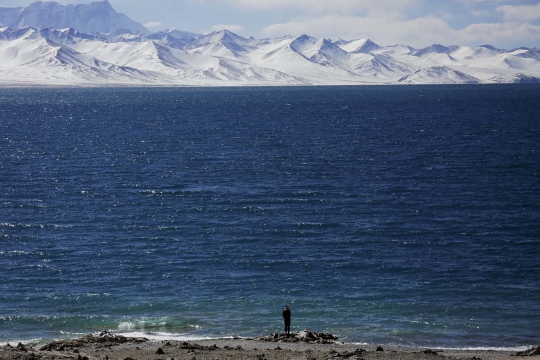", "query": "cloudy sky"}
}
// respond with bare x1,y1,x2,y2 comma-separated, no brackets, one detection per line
3,0,540,48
